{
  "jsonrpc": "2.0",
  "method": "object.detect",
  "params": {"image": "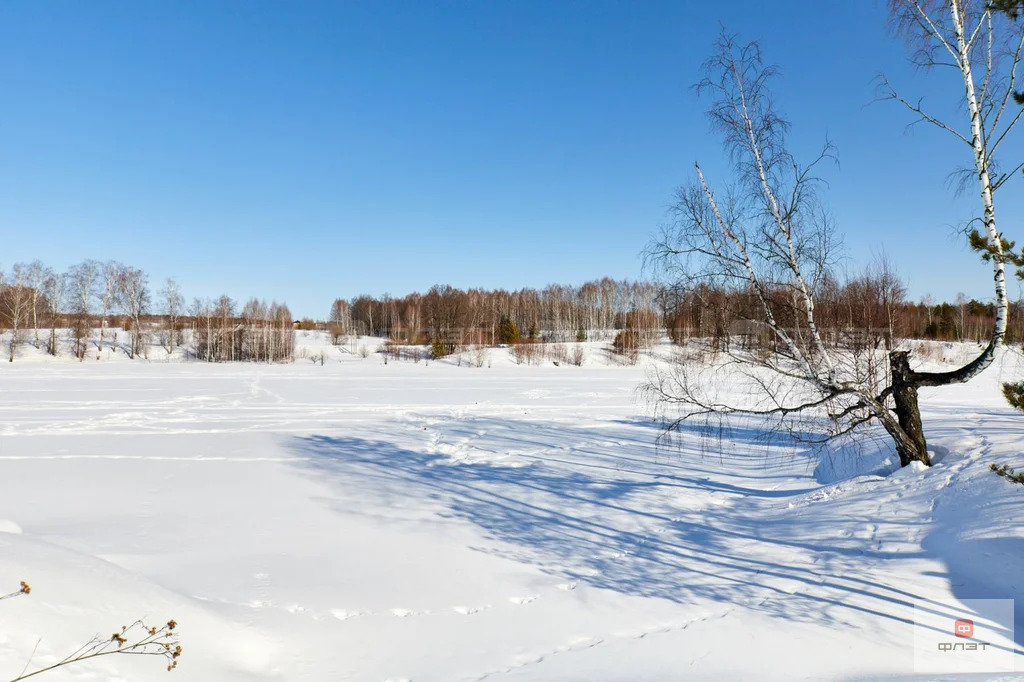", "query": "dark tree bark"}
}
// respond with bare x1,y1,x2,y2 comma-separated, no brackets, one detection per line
888,351,929,466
